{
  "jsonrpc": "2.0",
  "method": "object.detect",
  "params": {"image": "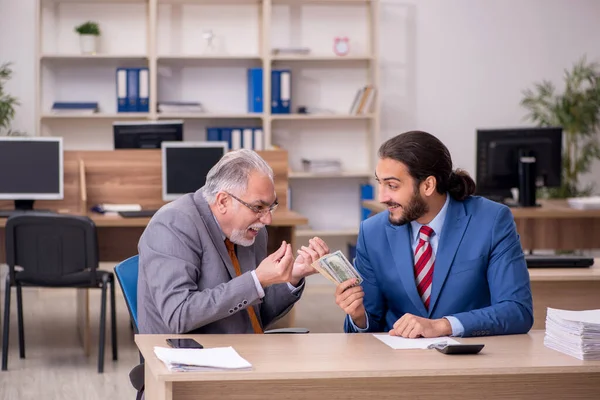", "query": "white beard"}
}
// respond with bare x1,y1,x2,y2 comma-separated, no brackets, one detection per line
230,224,264,247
